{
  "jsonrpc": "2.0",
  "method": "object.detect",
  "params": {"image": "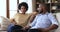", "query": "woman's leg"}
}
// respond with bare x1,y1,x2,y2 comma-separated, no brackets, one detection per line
12,25,23,32
7,24,15,32
7,24,23,32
